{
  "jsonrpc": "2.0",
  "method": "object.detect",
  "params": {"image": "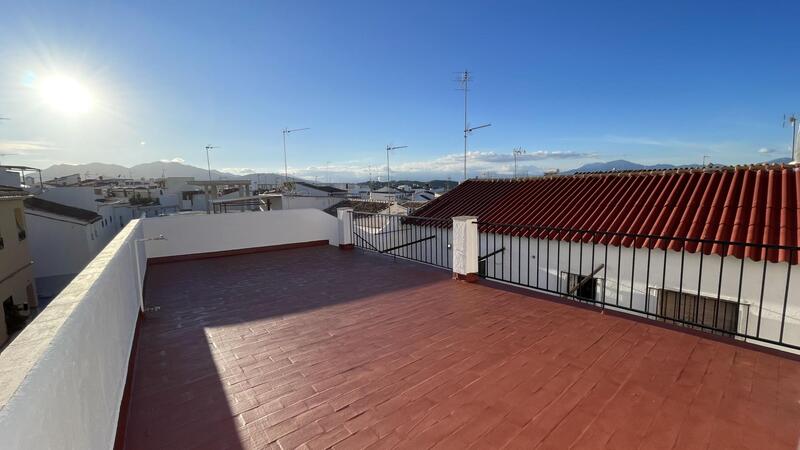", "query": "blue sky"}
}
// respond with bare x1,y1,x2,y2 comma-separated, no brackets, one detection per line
1,0,798,181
